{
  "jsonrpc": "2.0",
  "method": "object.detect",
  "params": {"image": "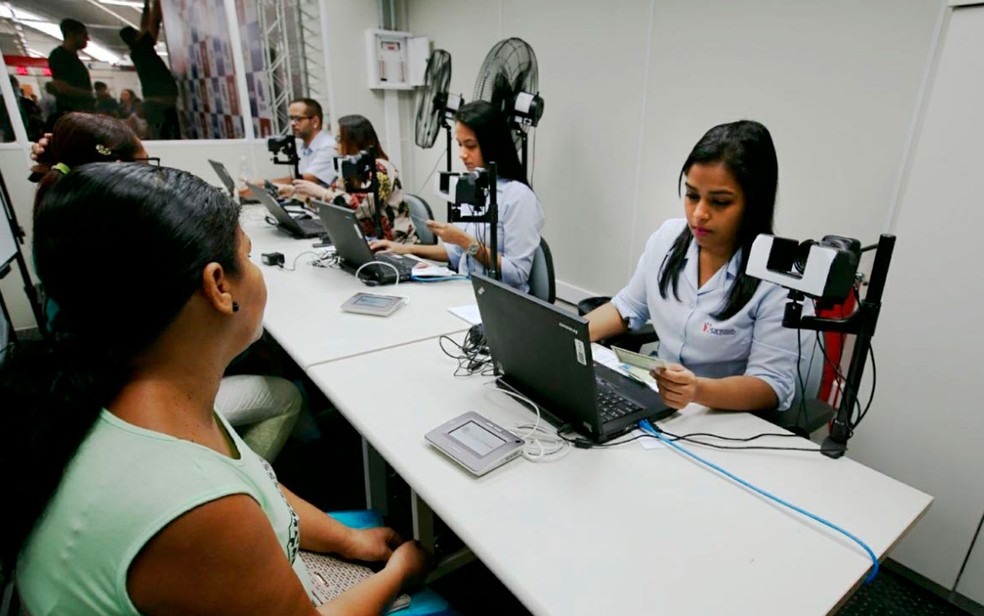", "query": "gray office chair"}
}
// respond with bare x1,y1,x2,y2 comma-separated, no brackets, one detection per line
528,237,556,303
404,194,436,245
